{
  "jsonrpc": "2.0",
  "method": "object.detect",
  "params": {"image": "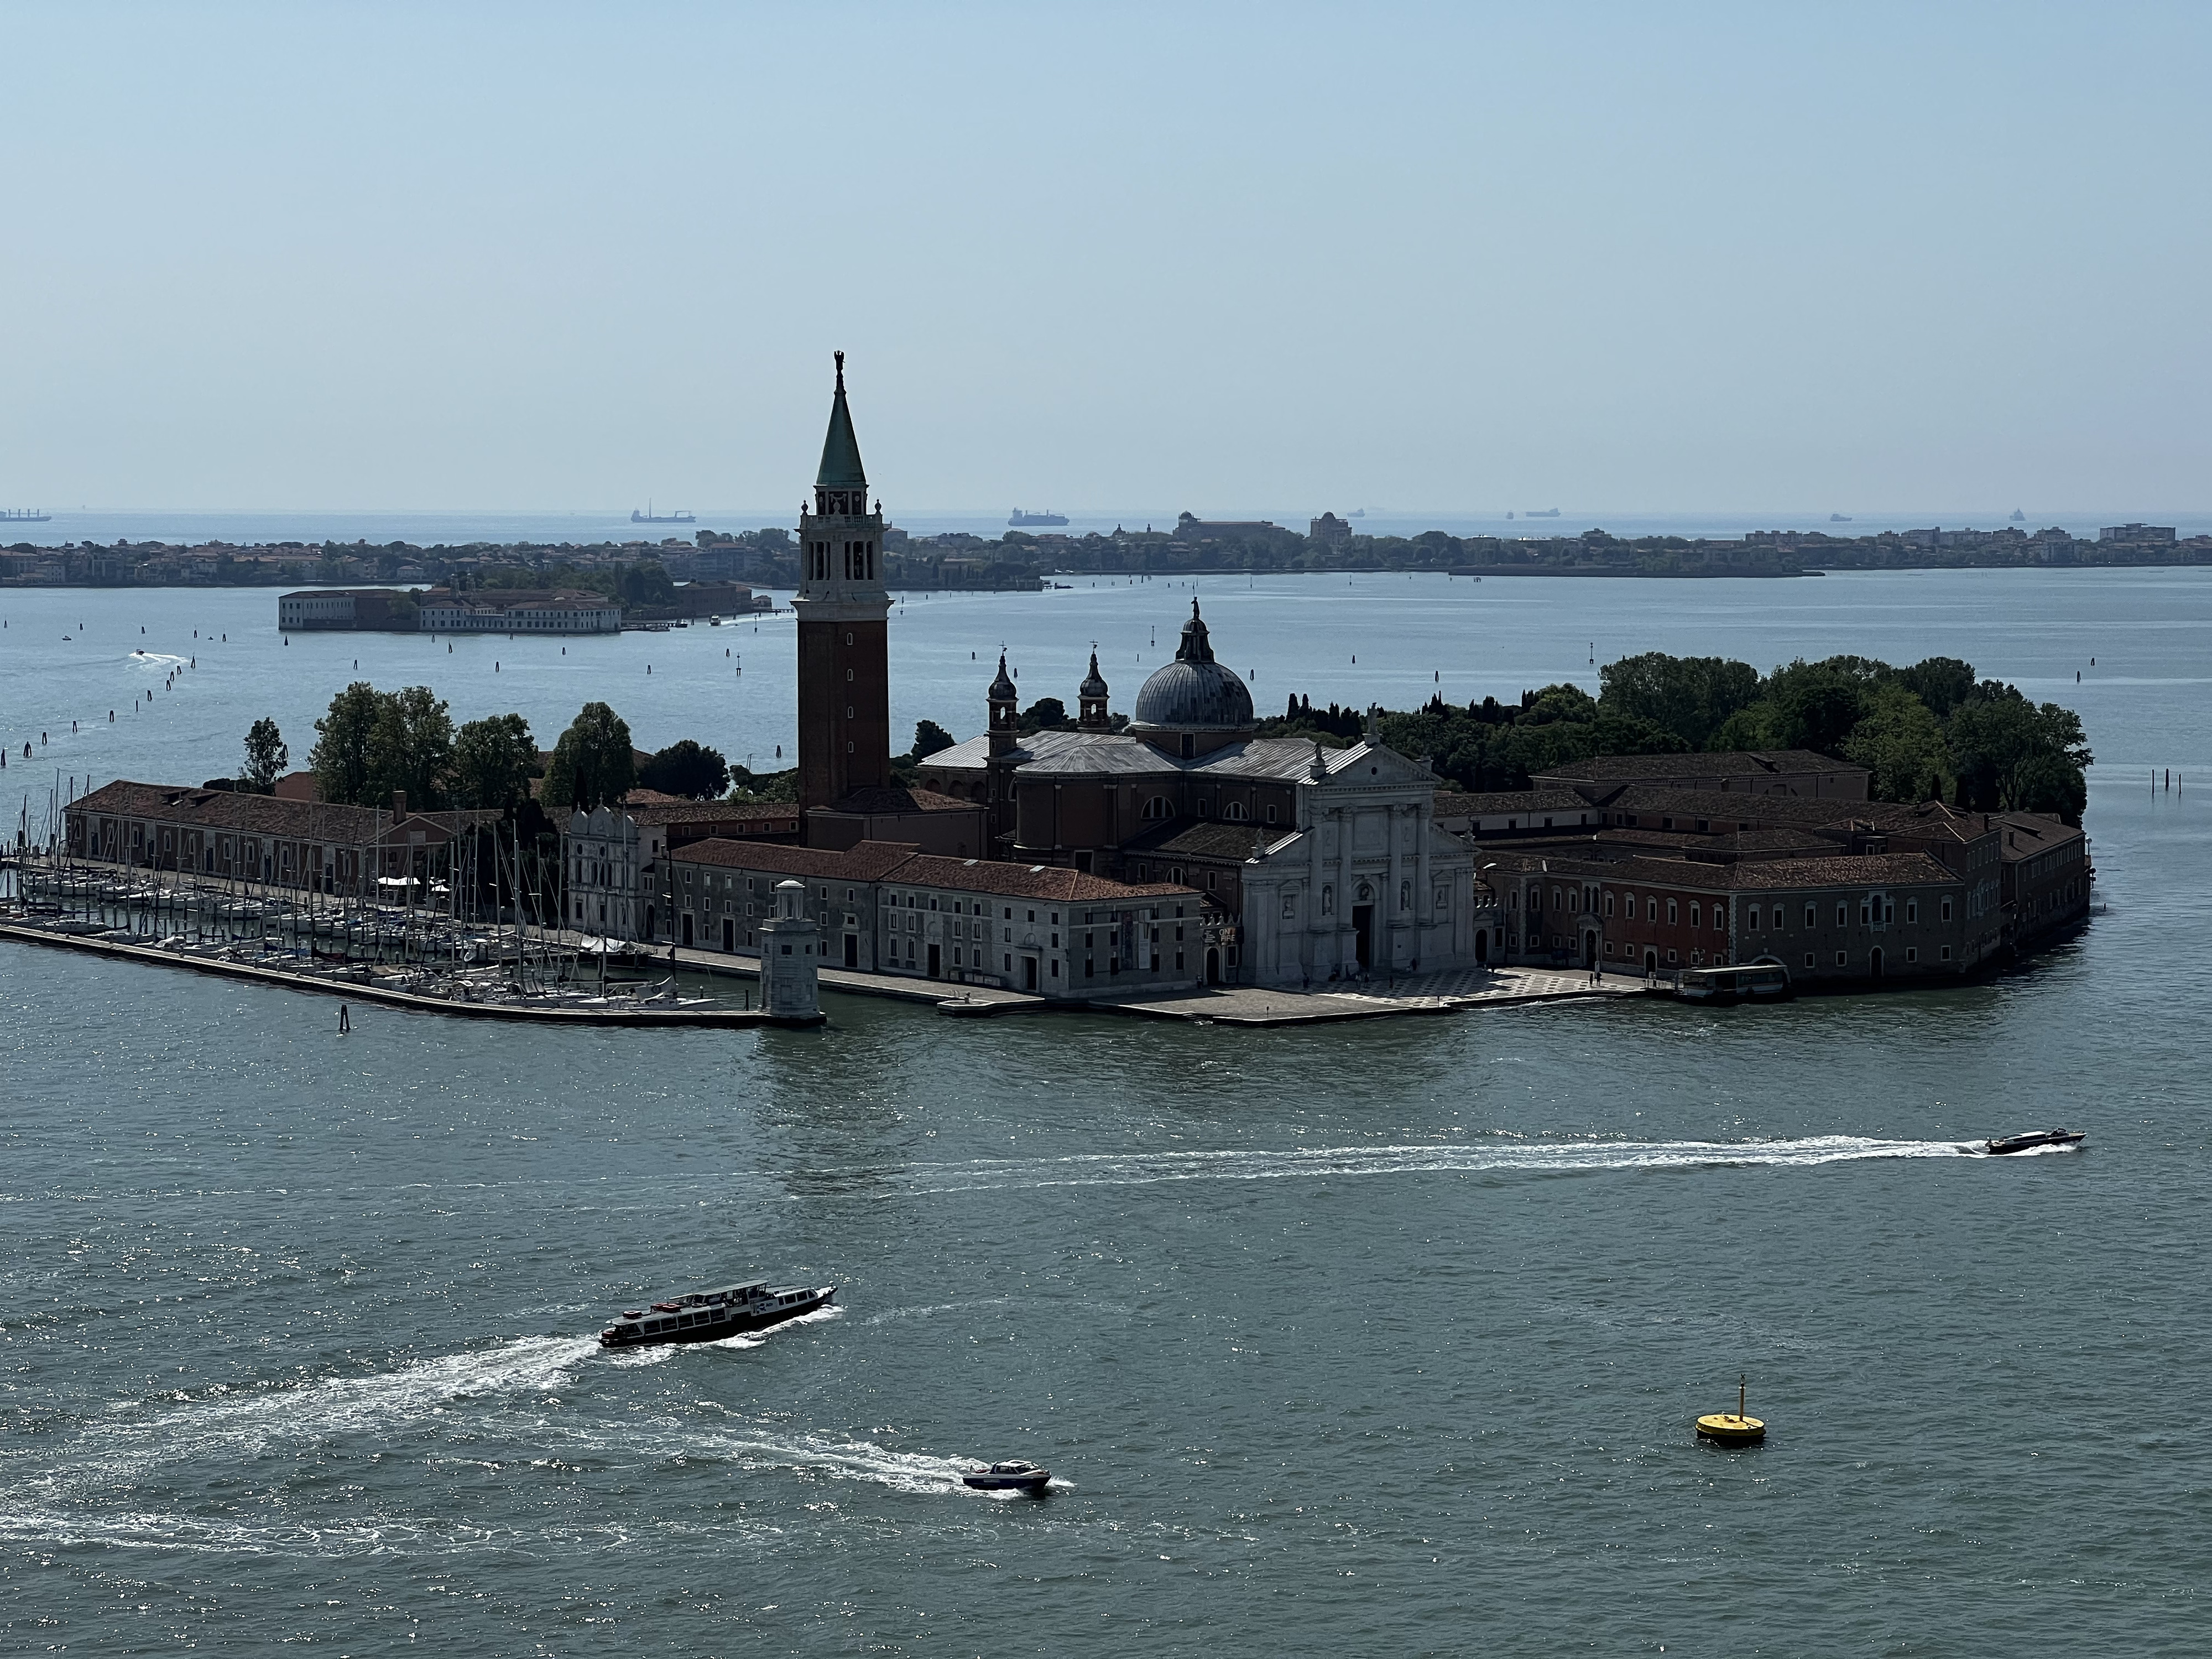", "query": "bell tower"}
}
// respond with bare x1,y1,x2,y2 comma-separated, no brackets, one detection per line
986,653,1021,853
1078,649,1111,731
794,351,892,828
